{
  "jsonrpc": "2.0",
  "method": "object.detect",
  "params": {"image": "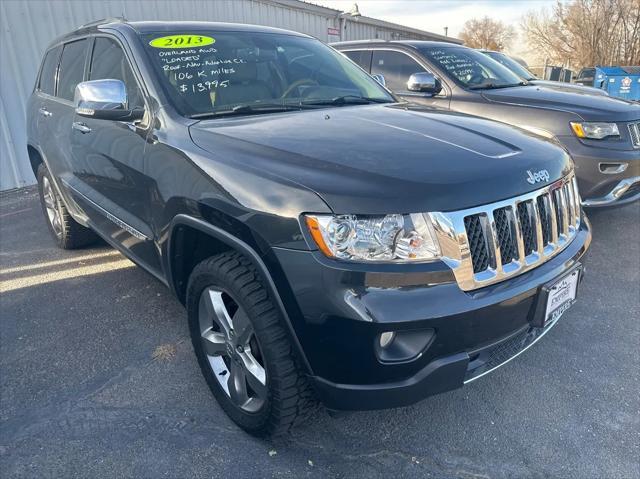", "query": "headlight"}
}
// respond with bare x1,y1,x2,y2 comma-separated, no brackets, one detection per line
304,213,441,262
570,122,619,139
